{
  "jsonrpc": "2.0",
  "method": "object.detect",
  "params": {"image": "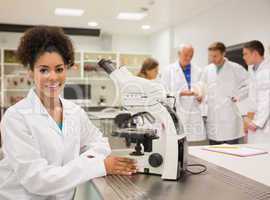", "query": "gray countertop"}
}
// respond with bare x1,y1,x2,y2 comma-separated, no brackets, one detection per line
82,155,270,200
